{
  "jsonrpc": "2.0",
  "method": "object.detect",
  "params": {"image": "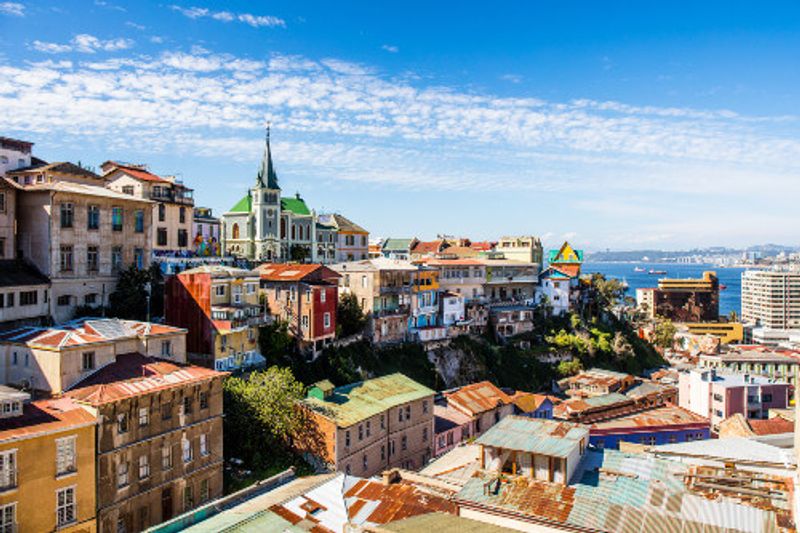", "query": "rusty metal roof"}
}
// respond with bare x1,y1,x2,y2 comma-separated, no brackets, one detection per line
445,381,513,416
